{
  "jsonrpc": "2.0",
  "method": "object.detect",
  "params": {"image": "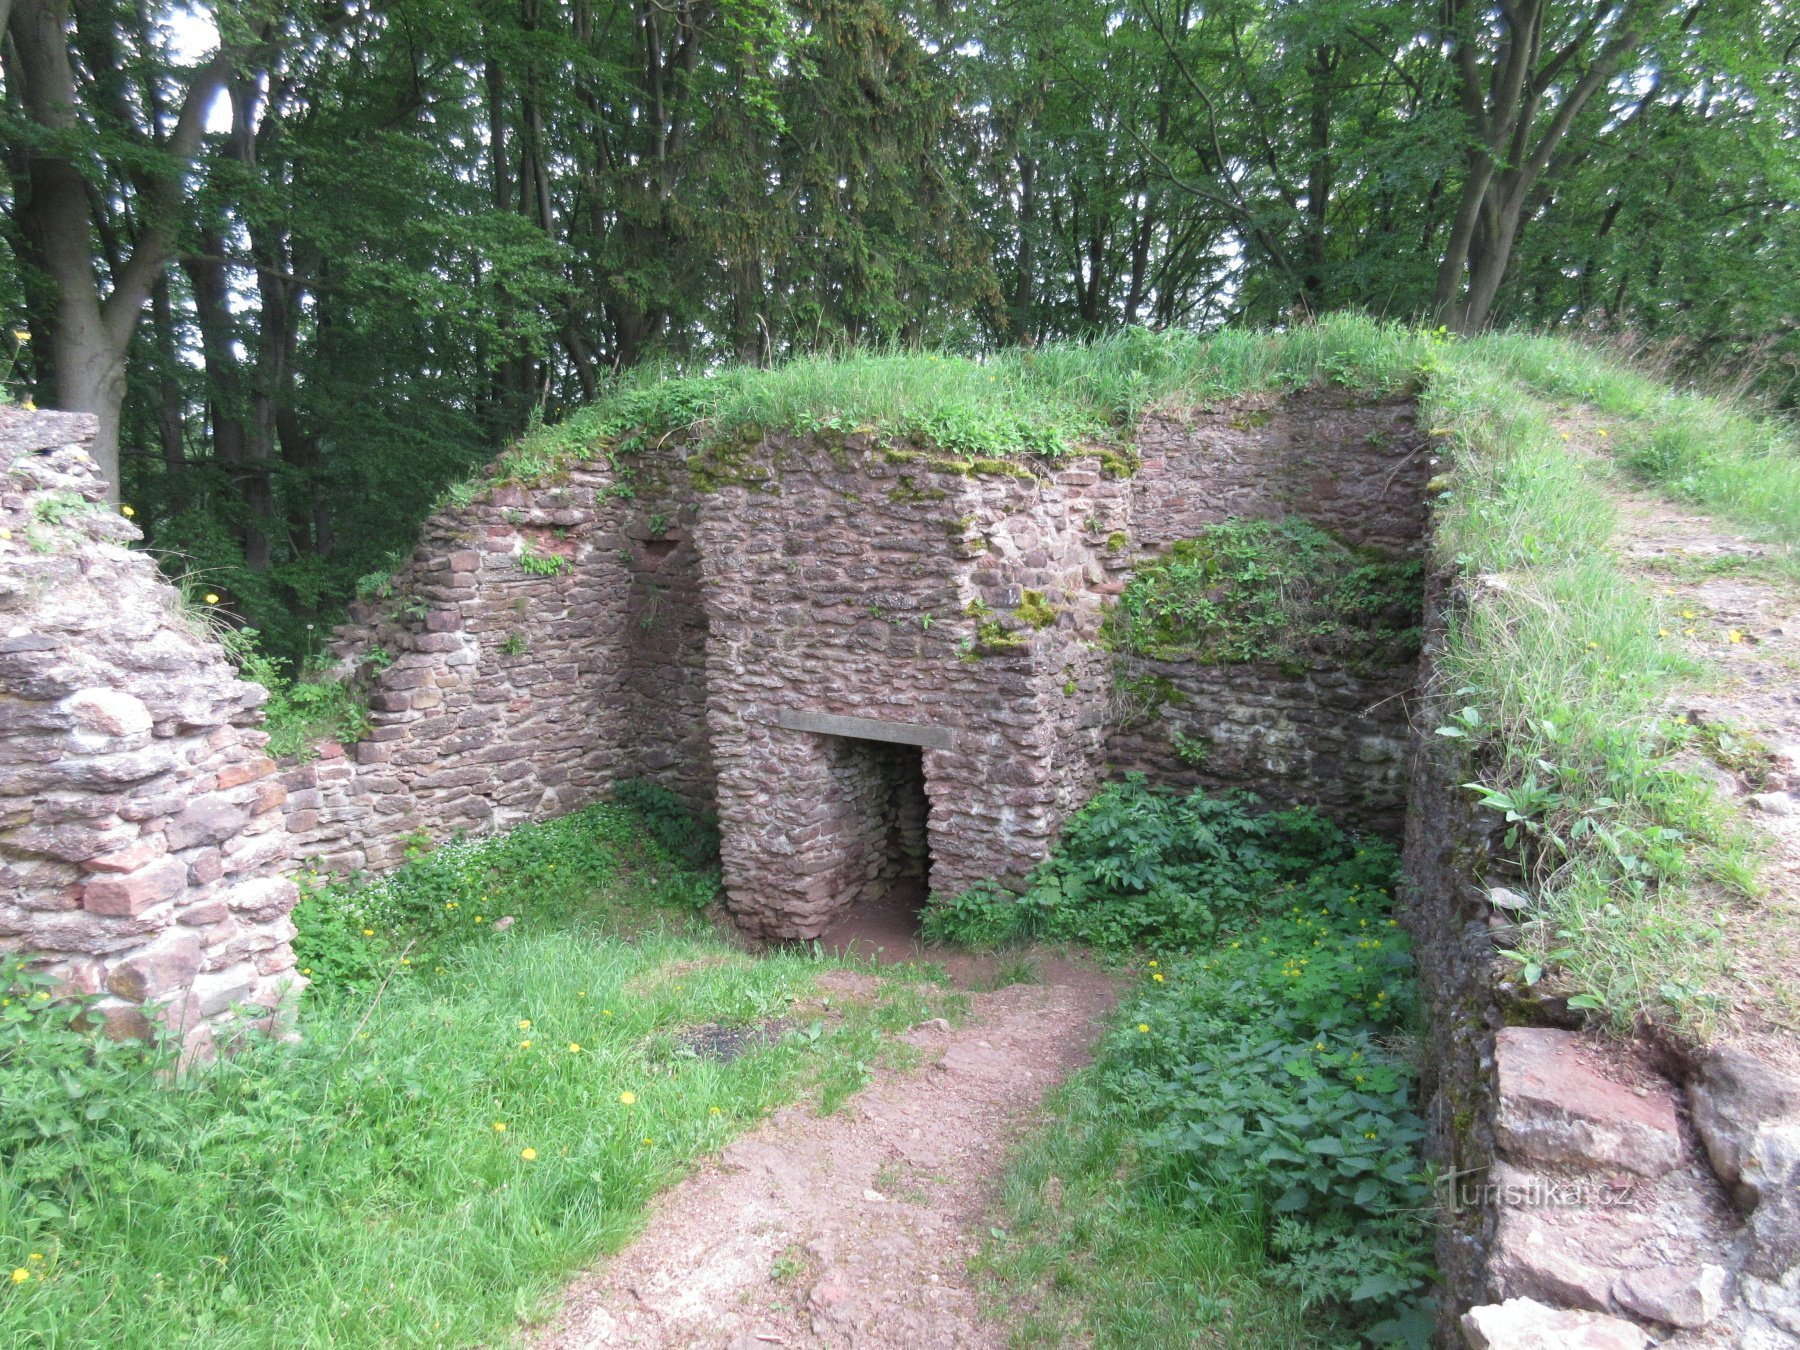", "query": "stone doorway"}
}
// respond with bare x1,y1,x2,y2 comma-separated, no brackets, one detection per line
816,736,933,959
